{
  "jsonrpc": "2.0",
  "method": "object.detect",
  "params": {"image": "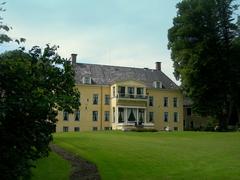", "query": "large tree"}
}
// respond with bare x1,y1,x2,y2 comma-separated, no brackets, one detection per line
168,0,240,129
1,3,80,179
0,46,80,179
